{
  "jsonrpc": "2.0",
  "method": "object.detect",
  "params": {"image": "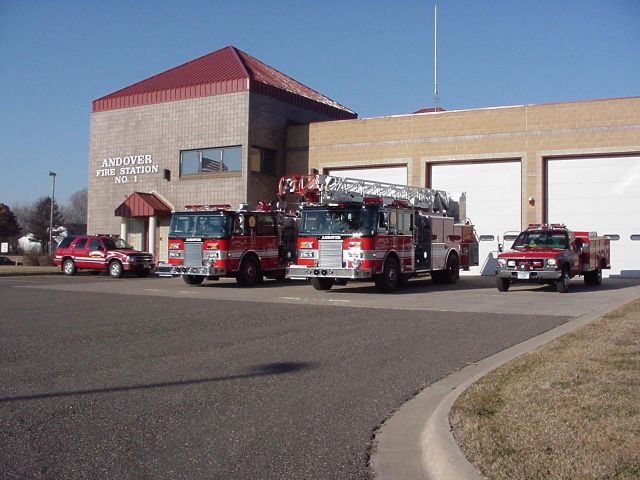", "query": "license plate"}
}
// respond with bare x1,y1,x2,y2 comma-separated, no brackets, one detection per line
517,271,530,280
